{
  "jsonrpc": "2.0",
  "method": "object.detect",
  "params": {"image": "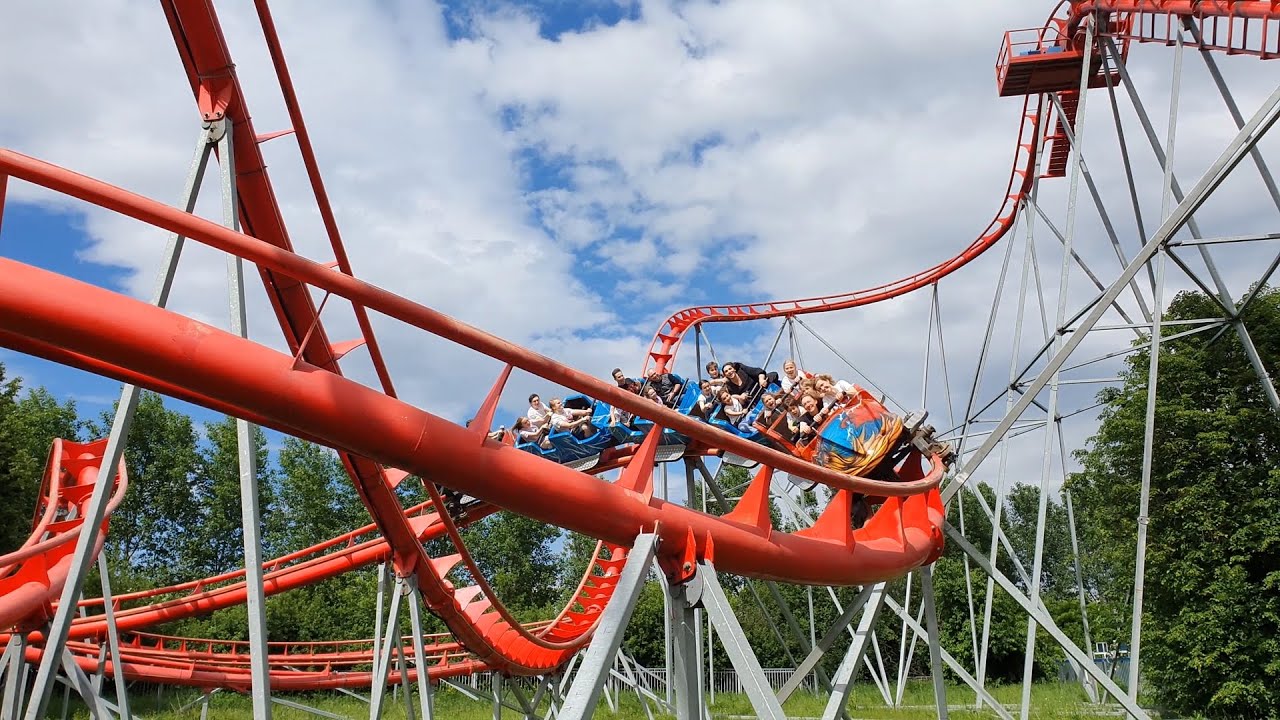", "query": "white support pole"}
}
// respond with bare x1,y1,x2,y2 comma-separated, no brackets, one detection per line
895,603,925,707
491,674,503,720
371,562,389,708
946,523,1152,720
407,582,435,720
919,565,949,720
696,562,784,720
1127,28,1180,701
882,595,1015,720
666,572,702,720
59,650,109,720
868,629,894,706
1021,21,1098,717
94,553,132,719
894,572,913,705
660,464,673,707
217,118,274,720
560,533,659,720
1,634,25,719
20,122,219,720
977,210,1039,703
394,631,416,720
369,579,405,720
822,583,887,720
